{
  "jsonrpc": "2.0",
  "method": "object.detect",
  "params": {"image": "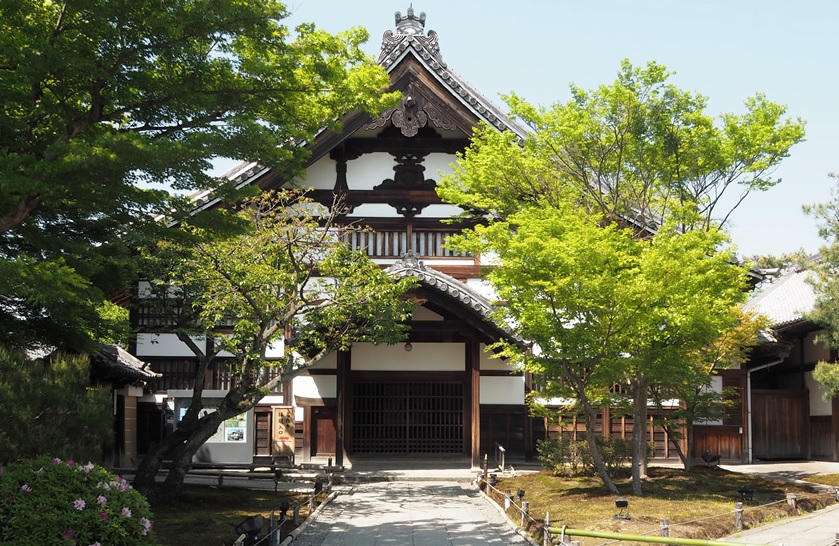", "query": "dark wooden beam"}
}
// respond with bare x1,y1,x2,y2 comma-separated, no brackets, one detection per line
467,338,481,468
336,350,349,468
